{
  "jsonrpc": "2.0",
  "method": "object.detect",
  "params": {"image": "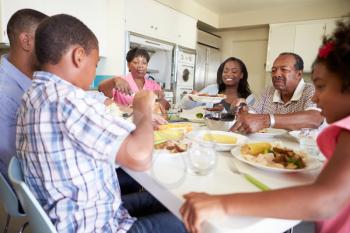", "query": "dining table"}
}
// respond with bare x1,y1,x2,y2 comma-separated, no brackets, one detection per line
122,123,324,233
